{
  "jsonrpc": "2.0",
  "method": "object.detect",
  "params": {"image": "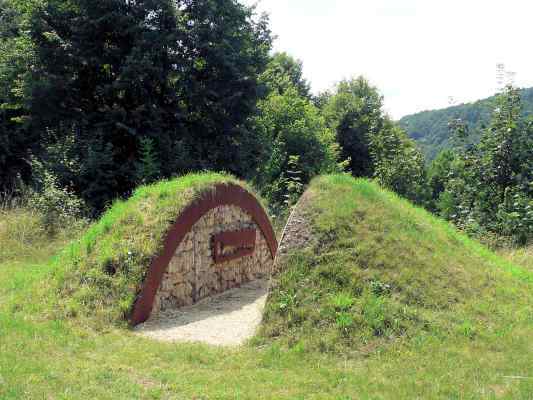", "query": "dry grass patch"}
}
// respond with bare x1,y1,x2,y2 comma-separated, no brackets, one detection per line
499,245,533,271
